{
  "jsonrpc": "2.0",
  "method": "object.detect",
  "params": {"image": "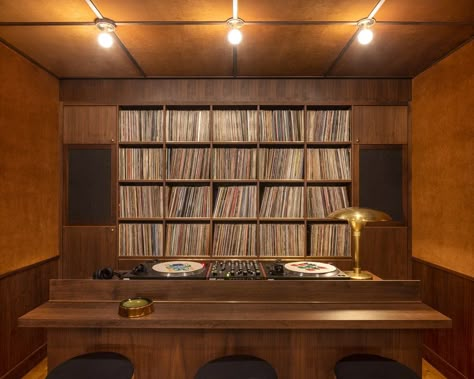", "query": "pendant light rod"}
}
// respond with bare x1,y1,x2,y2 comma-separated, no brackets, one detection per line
368,0,386,19
84,0,104,19
233,0,238,19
